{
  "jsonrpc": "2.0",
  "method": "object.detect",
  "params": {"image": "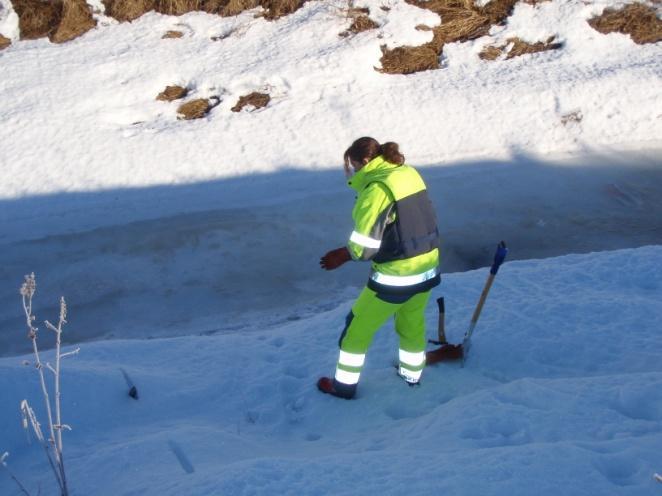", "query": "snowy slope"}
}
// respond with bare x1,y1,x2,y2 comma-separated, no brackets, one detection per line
1,0,661,358
1,246,661,495
0,0,660,201
1,2,661,493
